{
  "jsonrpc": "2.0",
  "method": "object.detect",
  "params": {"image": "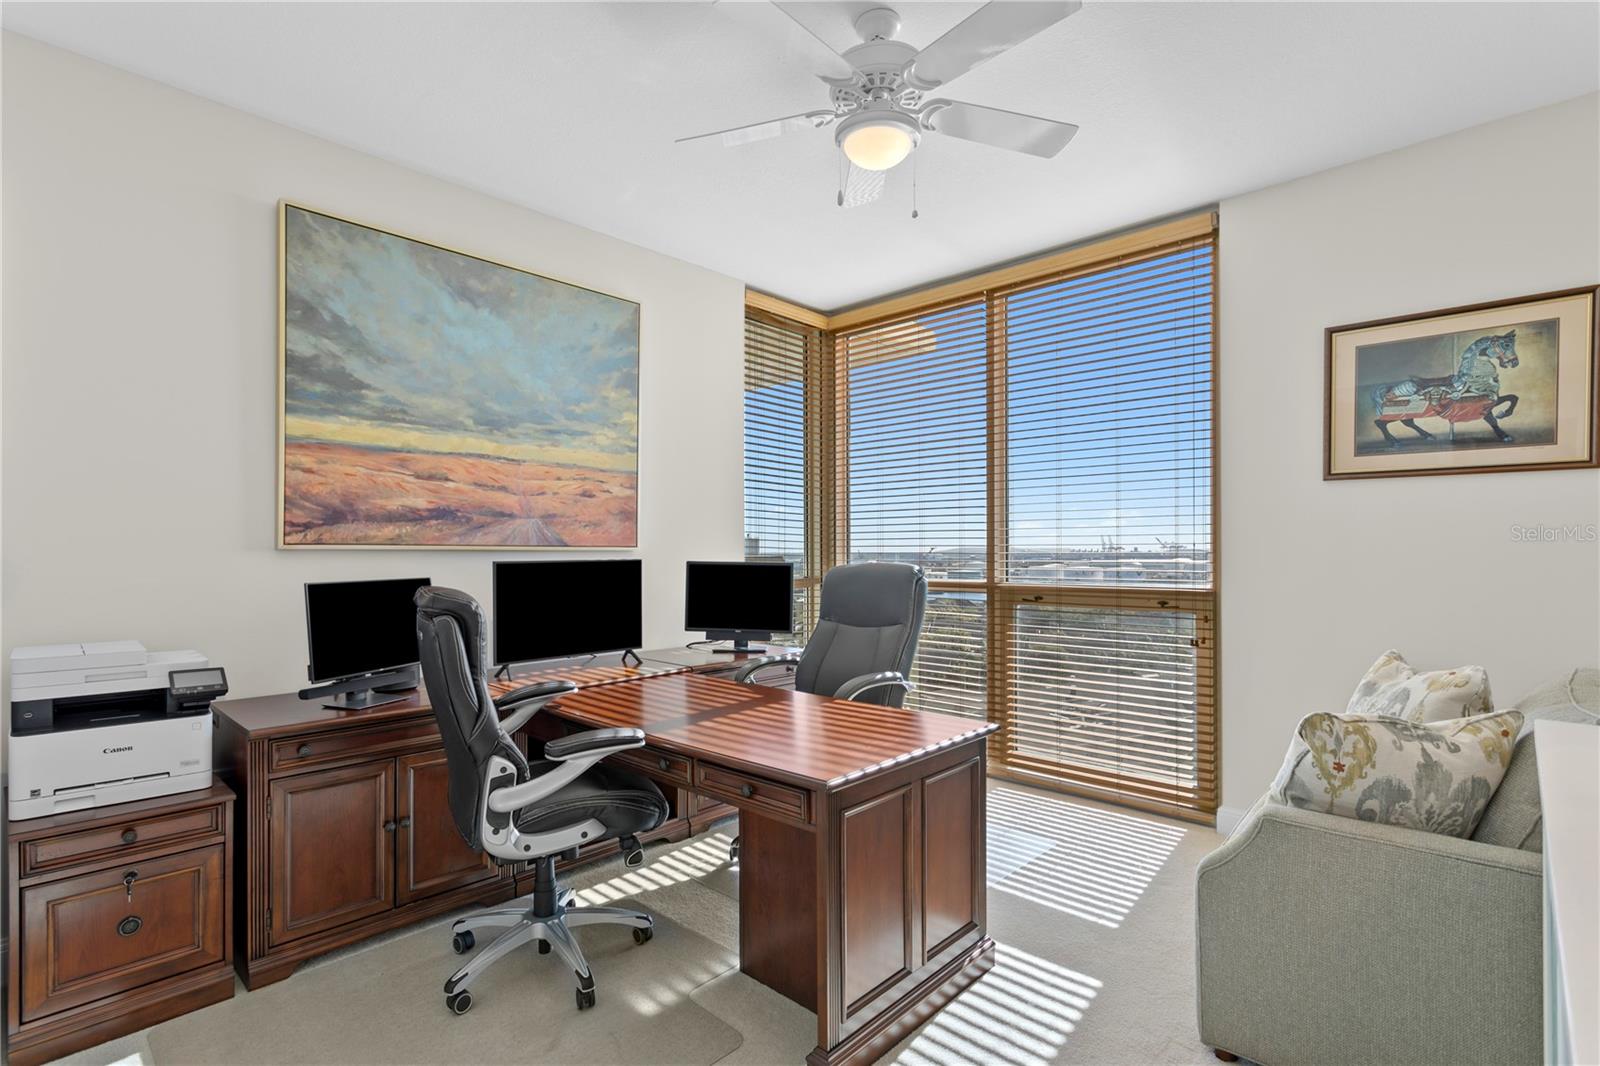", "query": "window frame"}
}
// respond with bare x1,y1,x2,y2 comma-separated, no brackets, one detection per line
742,211,1220,823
